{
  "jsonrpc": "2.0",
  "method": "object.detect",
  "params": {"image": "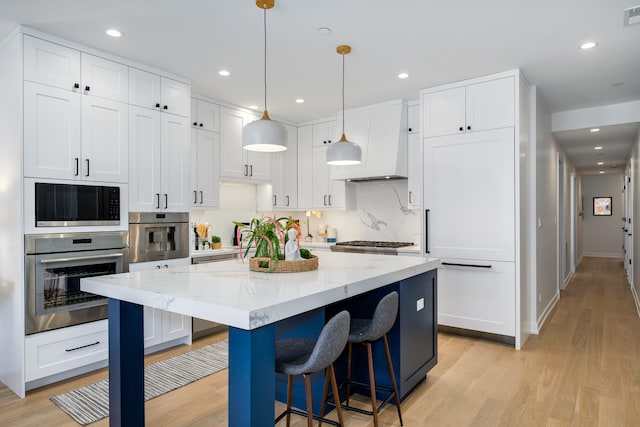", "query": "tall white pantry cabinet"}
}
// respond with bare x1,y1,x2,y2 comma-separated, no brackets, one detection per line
420,70,530,348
